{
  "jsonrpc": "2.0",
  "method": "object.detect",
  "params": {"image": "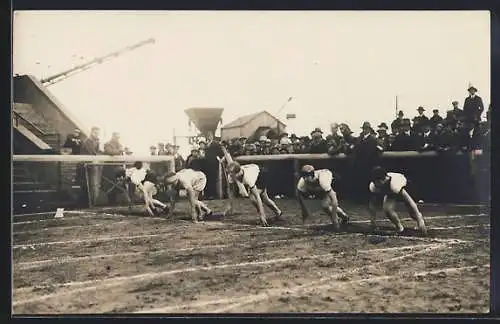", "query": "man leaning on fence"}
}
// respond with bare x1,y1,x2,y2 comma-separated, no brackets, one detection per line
103,132,125,205
79,126,102,206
